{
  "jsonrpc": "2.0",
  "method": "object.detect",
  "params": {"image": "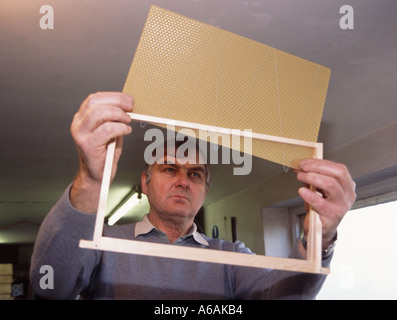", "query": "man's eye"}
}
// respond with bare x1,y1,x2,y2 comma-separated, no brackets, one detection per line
166,167,175,173
191,172,203,180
